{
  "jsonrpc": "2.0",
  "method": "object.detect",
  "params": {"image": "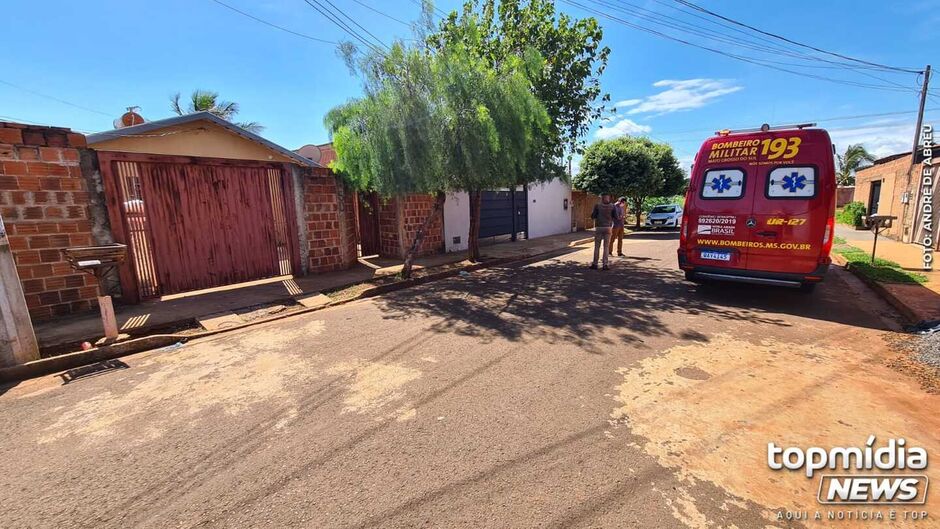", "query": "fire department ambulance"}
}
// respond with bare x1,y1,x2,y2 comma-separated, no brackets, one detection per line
677,124,836,292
